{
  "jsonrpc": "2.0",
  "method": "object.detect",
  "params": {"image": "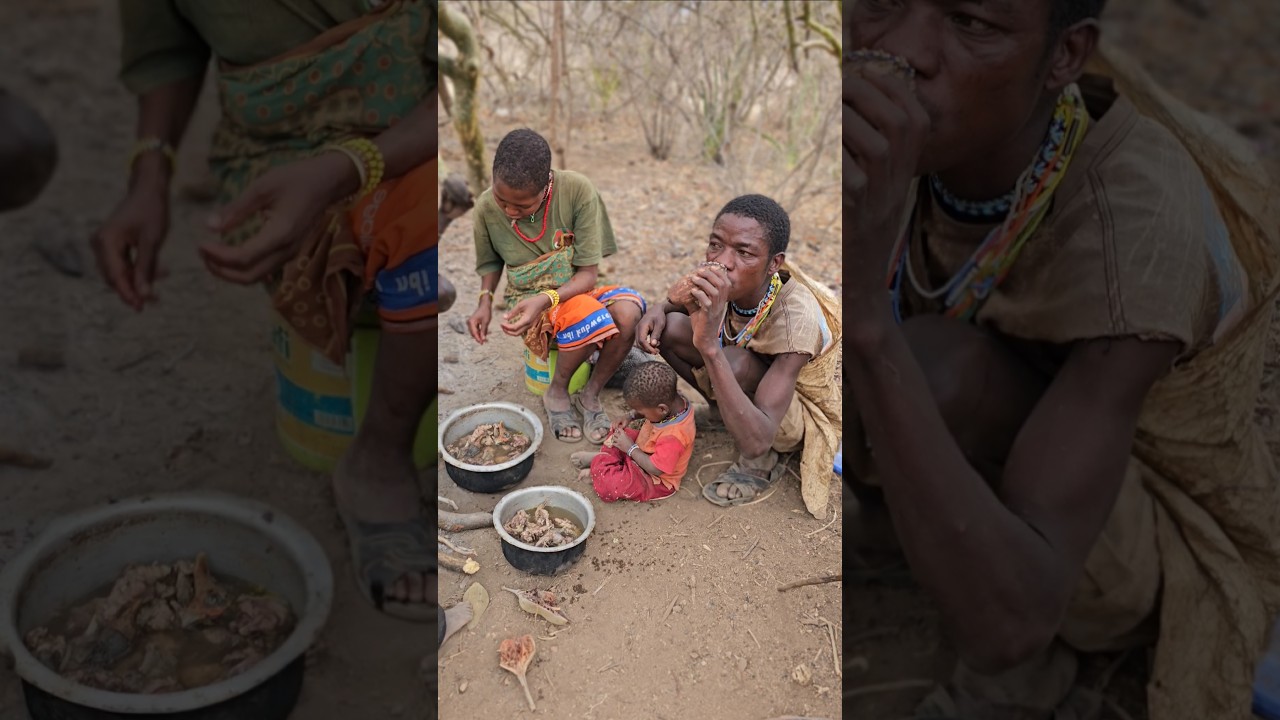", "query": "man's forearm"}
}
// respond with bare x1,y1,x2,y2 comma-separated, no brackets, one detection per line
846,314,1060,665
698,347,777,458
129,75,204,192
